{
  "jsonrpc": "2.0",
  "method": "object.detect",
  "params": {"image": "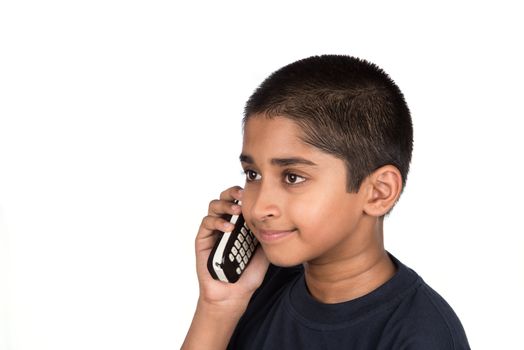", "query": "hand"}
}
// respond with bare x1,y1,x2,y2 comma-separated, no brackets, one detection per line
194,186,269,308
